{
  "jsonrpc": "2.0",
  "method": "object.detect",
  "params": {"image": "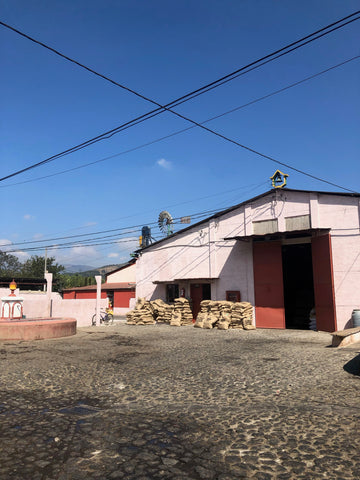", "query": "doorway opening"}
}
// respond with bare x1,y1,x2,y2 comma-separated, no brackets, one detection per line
282,243,315,329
